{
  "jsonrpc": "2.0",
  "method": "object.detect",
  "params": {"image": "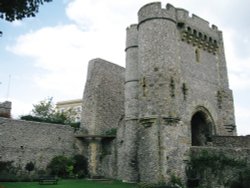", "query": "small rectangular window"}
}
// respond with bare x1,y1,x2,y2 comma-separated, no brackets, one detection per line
195,48,200,63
